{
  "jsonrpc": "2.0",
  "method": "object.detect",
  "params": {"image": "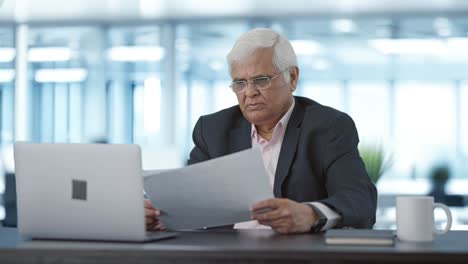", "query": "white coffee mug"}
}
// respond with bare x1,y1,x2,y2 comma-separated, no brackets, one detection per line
396,196,452,242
